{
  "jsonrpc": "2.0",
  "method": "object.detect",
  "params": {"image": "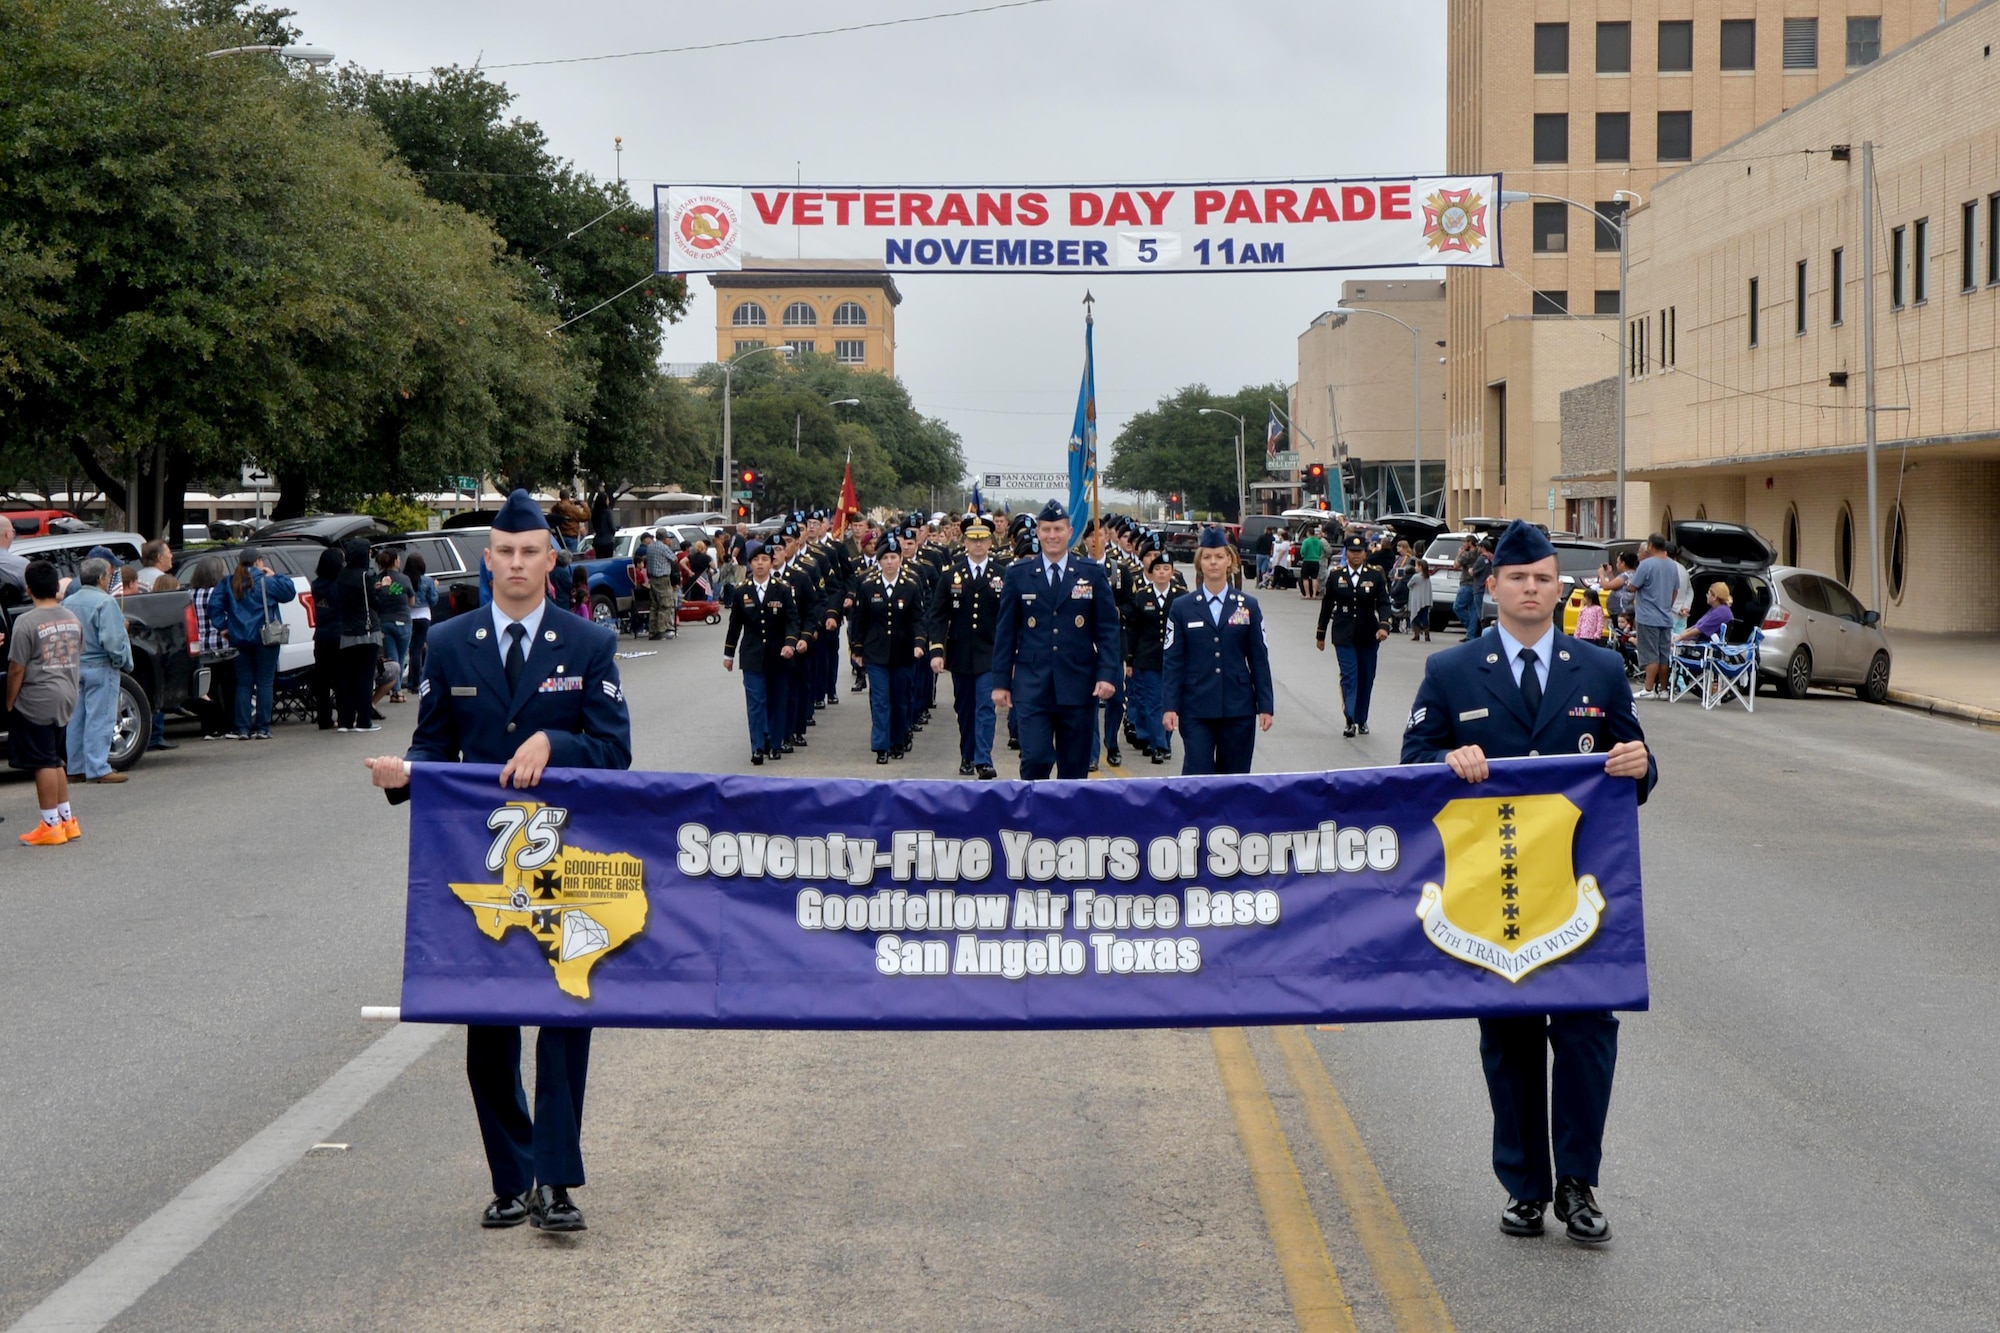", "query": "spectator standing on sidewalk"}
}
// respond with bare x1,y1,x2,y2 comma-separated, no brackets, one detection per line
1600,534,1679,699
9,561,84,844
371,549,412,702
334,538,382,733
0,521,26,601
61,558,131,782
184,556,236,739
642,528,679,640
1408,560,1434,641
406,552,439,687
210,547,296,740
309,547,344,730
135,540,174,591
